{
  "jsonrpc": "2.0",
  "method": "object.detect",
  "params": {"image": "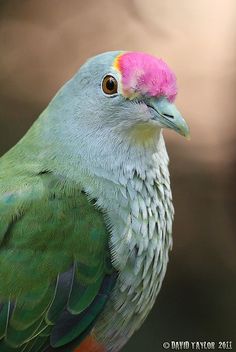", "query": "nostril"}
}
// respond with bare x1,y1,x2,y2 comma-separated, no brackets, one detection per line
163,113,174,119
